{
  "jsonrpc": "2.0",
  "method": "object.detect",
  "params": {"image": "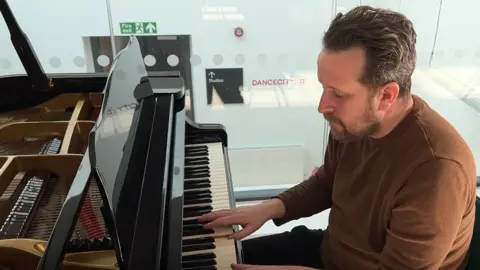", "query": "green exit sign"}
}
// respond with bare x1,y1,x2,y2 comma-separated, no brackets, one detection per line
120,22,157,34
